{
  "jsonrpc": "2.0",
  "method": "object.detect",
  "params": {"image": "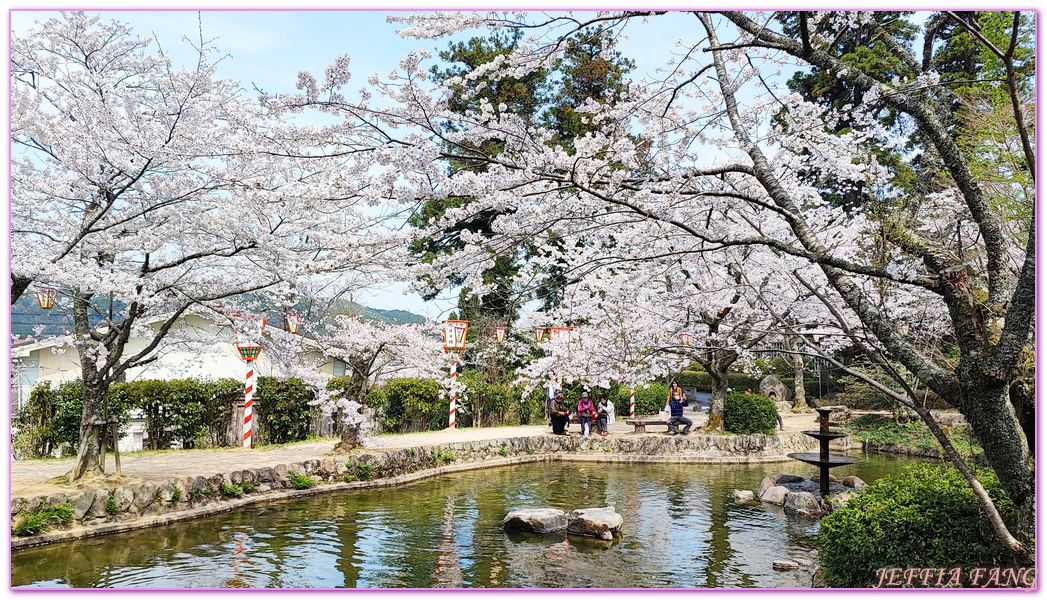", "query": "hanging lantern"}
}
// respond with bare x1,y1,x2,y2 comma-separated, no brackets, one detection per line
36,289,57,310
495,327,506,343
533,327,546,343
234,315,267,361
442,320,469,354
679,333,693,346
549,326,575,341
286,312,303,334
